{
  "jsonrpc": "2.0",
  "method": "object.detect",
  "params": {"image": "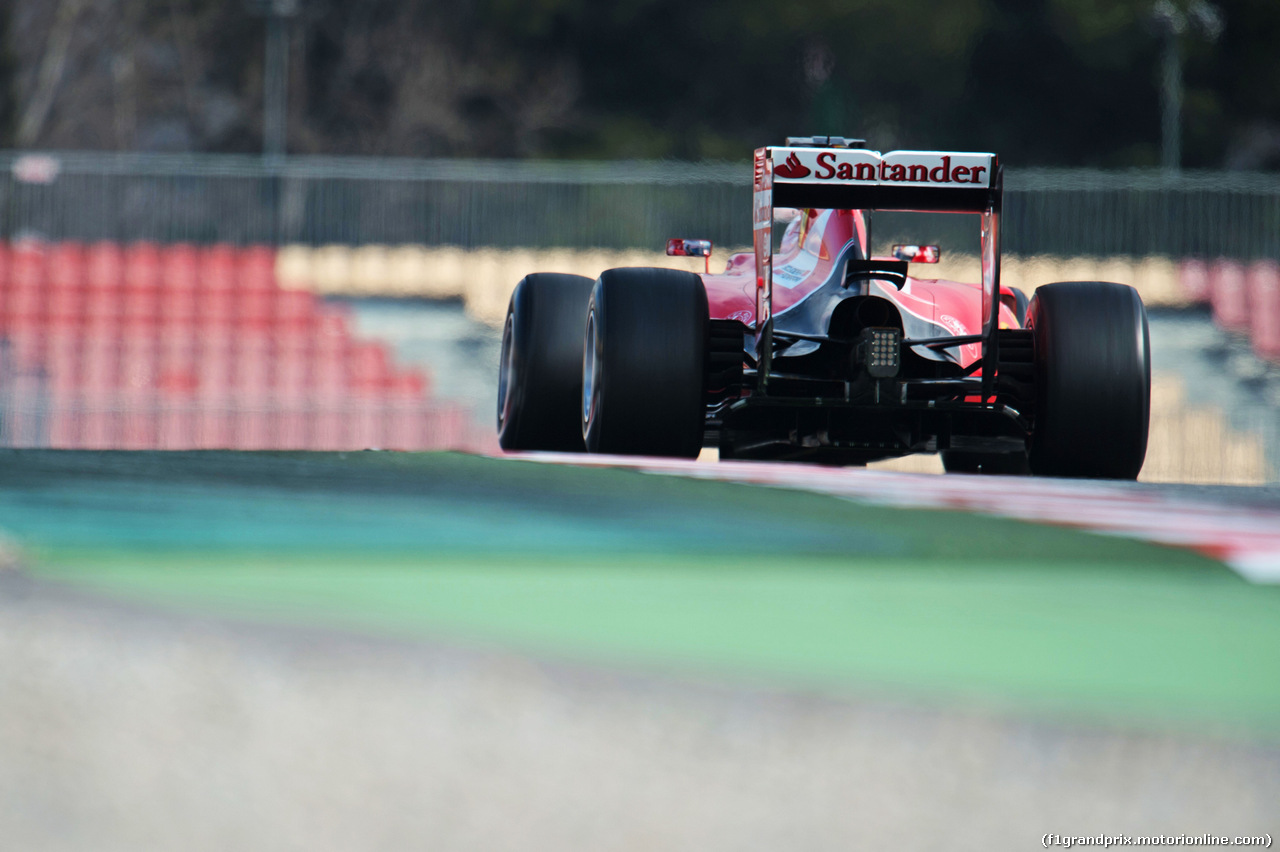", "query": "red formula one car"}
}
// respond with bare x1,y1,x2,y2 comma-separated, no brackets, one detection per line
498,137,1150,478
